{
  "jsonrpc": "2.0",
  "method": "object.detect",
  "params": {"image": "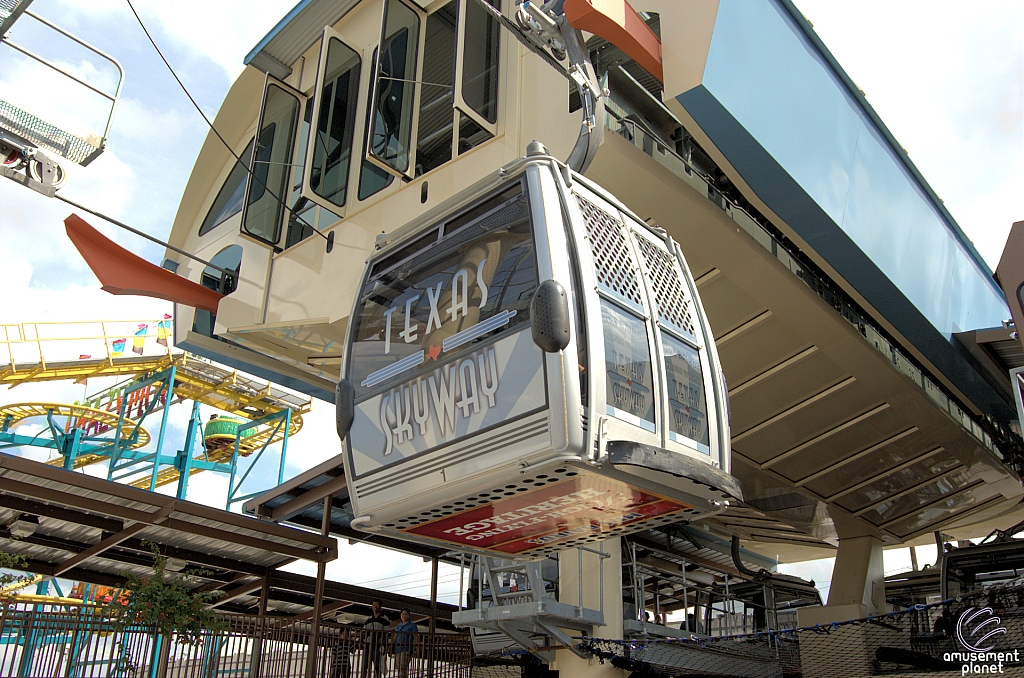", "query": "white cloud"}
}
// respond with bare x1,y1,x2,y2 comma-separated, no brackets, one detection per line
48,0,299,82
